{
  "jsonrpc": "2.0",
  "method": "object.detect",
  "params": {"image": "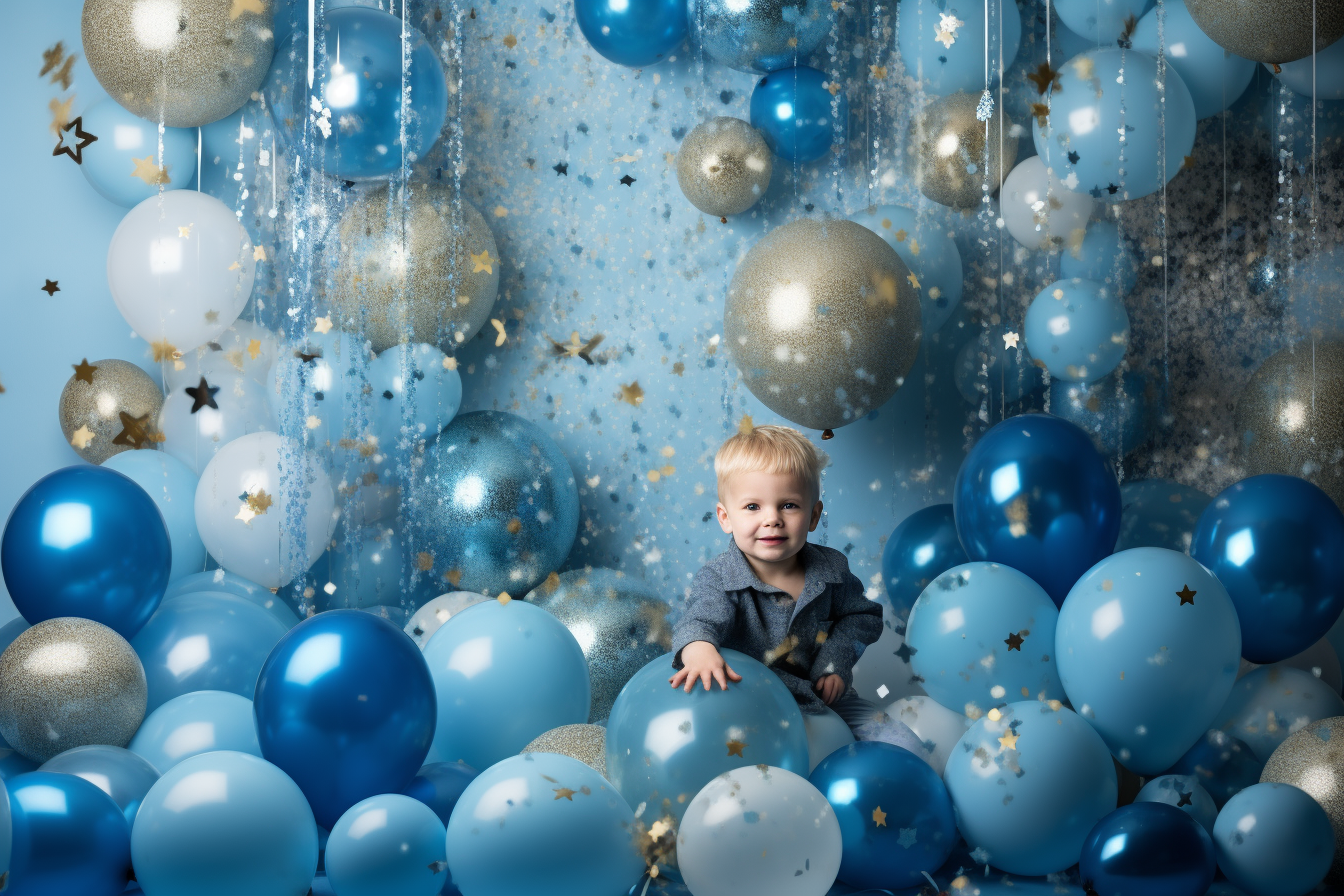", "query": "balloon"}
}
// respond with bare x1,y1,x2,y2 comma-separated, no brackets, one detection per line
1050,371,1149,457
884,695,970,777
879,504,968,620
749,66,847,163
910,92,1017,209
1116,479,1211,554
523,724,609,777
1185,0,1344,64
907,562,1066,717
1079,802,1216,896
446,752,643,896
58,357,164,465
1060,219,1140,297
802,709,855,773
319,527,437,612
255,610,437,830
675,118,774,218
1000,156,1094,252
132,751,318,896
1274,34,1344,99
1053,0,1152,43
39,745,158,827
810,742,956,889
850,205,965,333
266,328,372,462
1136,774,1220,835
107,190,256,357
1212,665,1344,762
6,771,131,896
194,431,337,589
76,97,198,207
896,0,1023,96
0,751,36,781
723,218,921,433
1056,547,1242,774
2,465,170,638
326,794,447,896
687,0,833,73
158,371,276,475
575,0,687,67
369,343,463,455
102,449,206,583
1166,728,1265,808
953,413,1121,607
1240,637,1343,694
129,690,261,774
404,592,490,648
403,761,478,829
1261,717,1344,889
1034,49,1196,202
164,319,279,393
850,613,926,707
943,701,1118,876
1133,0,1256,119
413,411,579,596
164,570,301,629
267,7,447,179
1212,782,1335,896
954,330,1046,405
1025,278,1130,383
